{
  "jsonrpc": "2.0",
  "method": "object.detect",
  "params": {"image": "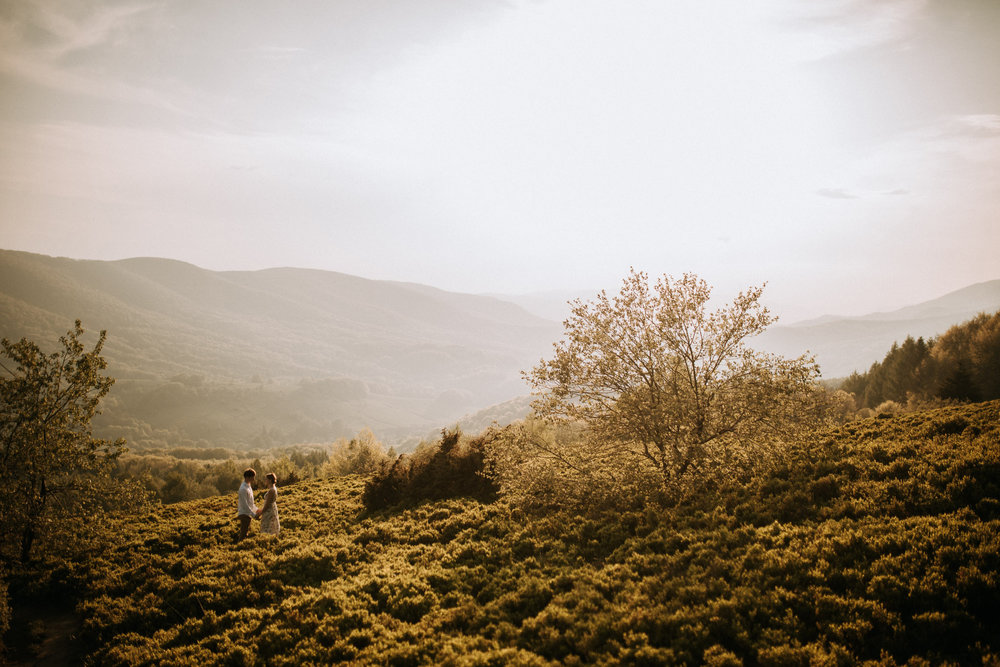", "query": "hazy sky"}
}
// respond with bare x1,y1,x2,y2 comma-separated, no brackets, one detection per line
2,0,998,321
